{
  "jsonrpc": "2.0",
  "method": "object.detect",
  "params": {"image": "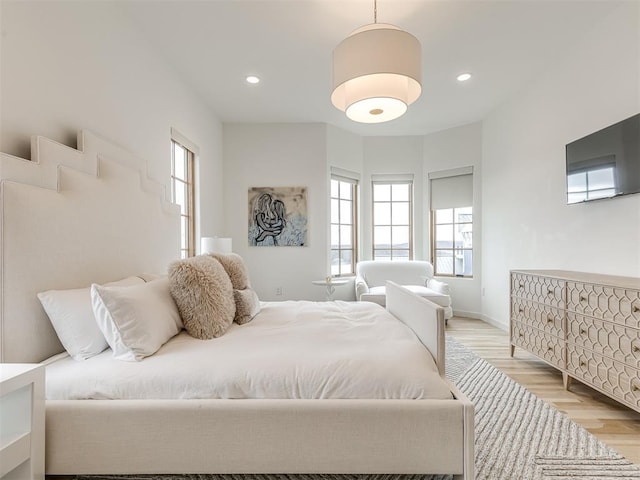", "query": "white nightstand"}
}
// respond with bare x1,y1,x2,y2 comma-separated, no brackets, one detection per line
0,364,45,480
